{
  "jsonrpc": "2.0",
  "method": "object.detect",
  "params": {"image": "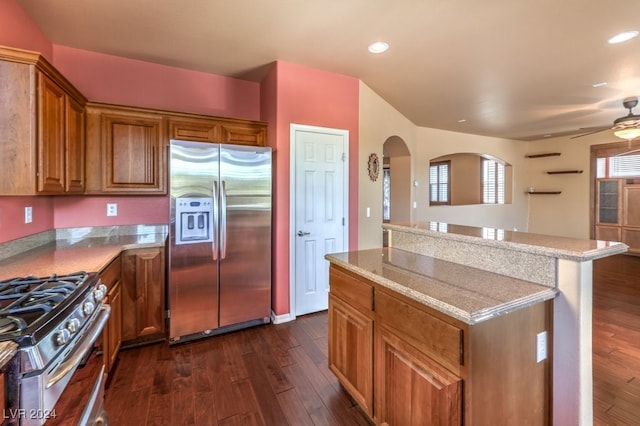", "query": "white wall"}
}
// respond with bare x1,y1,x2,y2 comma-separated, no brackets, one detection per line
359,81,619,242
525,132,620,239
414,127,531,231
358,82,417,249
